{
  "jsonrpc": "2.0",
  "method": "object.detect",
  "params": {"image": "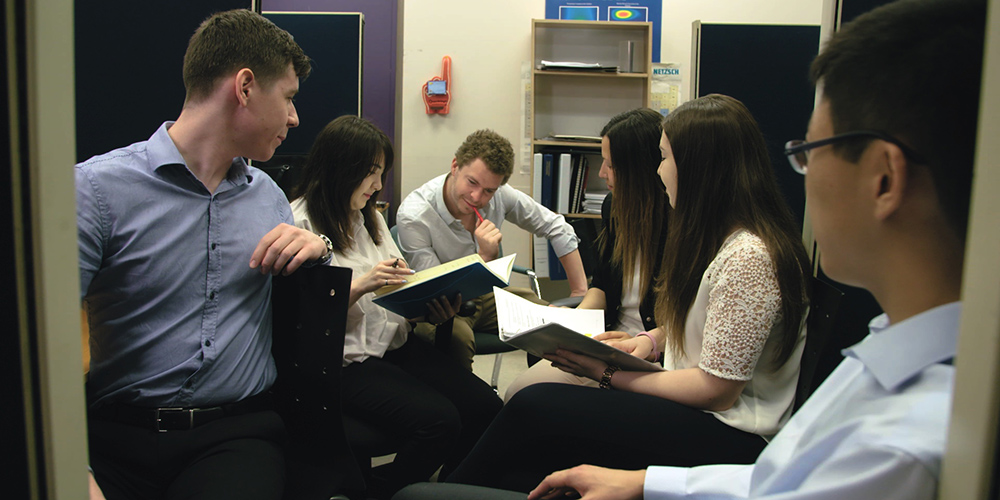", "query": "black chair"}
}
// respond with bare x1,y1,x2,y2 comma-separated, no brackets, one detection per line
270,264,364,500
793,276,845,412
